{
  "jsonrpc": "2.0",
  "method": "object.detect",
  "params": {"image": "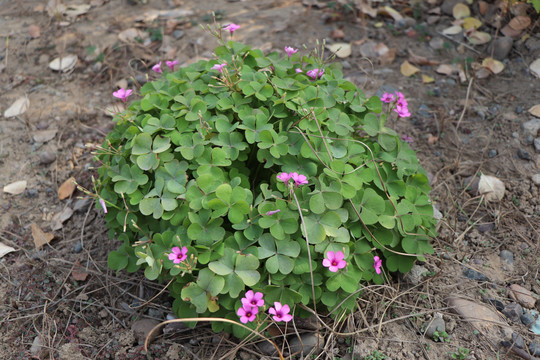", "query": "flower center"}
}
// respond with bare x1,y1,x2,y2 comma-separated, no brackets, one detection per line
332,261,337,266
